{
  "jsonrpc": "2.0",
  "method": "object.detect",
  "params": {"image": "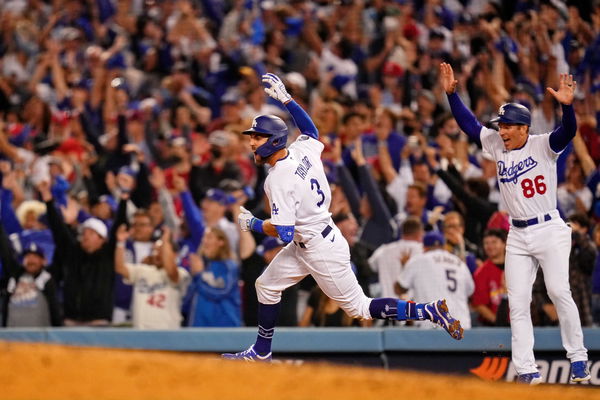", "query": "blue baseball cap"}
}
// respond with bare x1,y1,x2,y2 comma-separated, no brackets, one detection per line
22,243,45,258
205,188,236,206
423,231,445,247
98,194,117,212
257,237,285,256
118,165,137,177
106,53,127,70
